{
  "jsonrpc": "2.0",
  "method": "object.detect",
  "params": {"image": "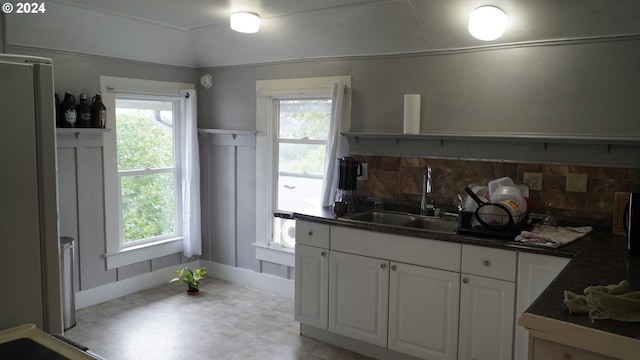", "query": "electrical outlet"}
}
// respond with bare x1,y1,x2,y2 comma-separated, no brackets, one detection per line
566,173,588,192
358,163,368,181
523,172,543,191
